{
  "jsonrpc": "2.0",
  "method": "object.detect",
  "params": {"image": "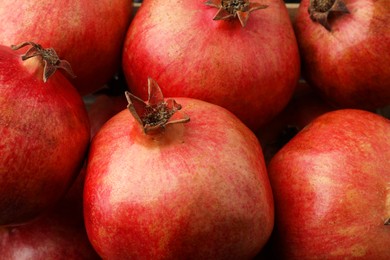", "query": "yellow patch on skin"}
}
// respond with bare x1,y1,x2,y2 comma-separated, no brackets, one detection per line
330,243,367,258
350,244,367,257
335,225,360,237
385,184,390,223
